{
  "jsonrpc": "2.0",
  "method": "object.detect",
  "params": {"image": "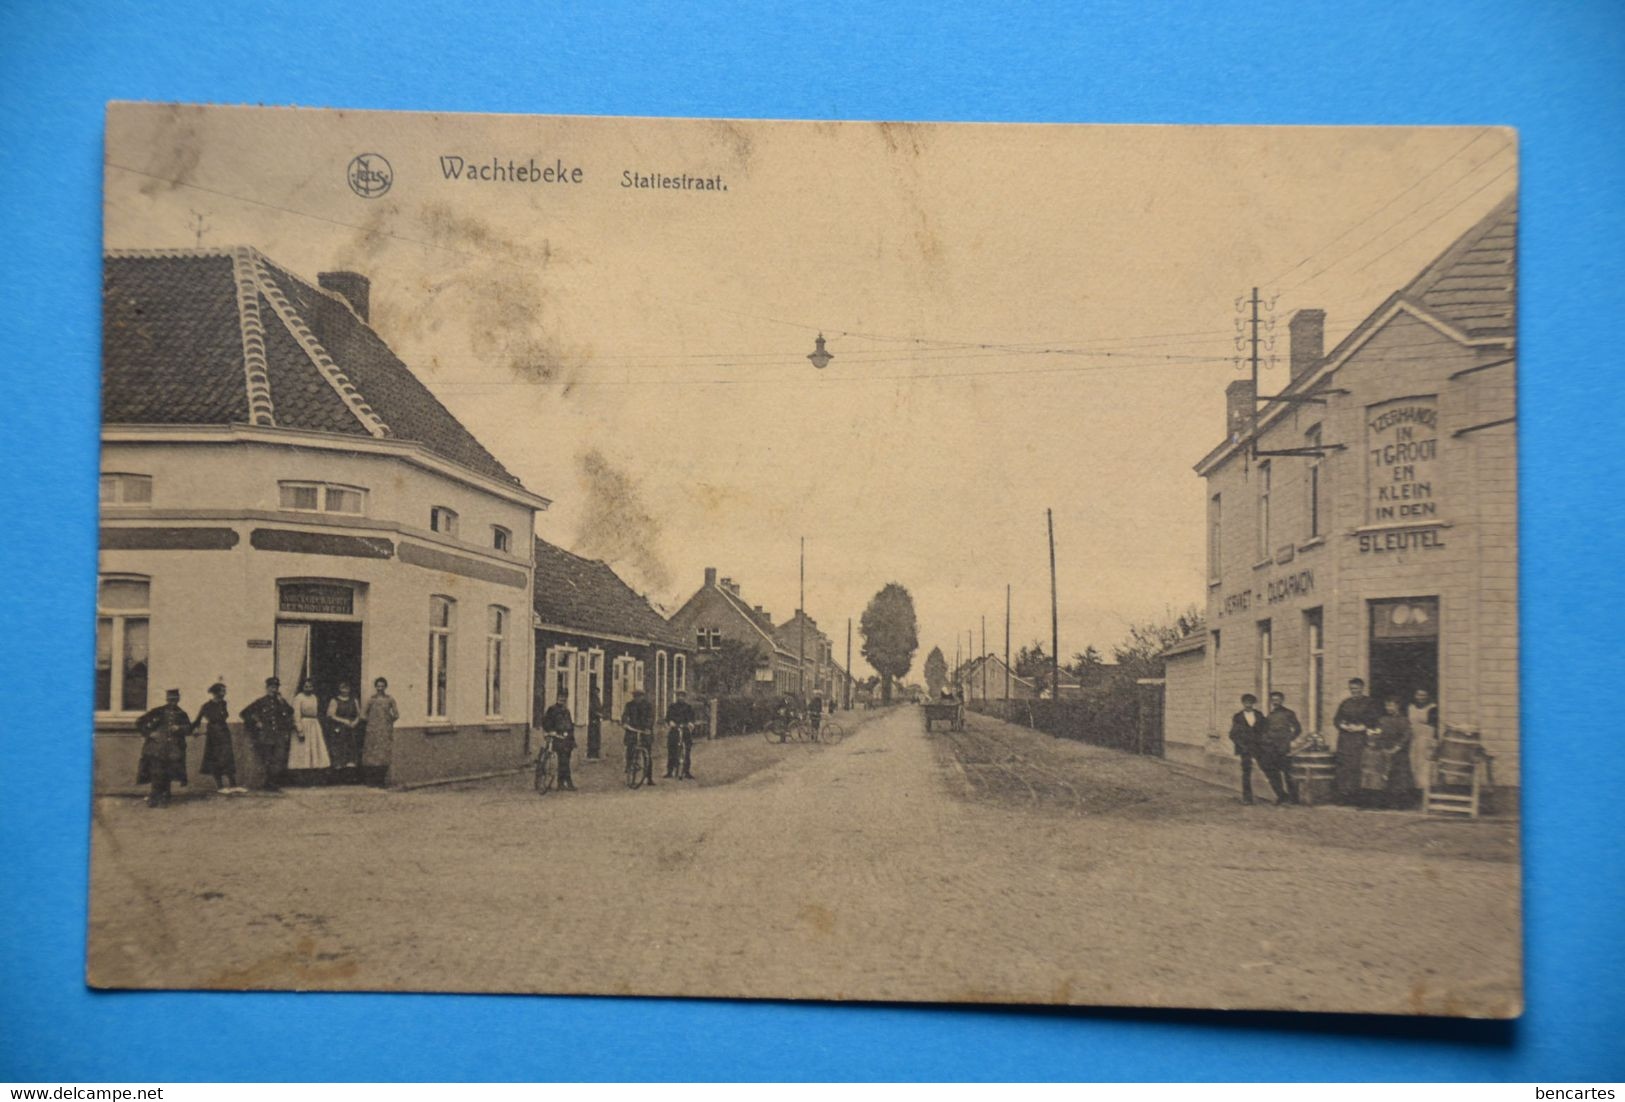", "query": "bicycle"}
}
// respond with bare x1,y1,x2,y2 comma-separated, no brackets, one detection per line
818,715,847,745
763,714,809,744
534,732,574,794
624,727,652,789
